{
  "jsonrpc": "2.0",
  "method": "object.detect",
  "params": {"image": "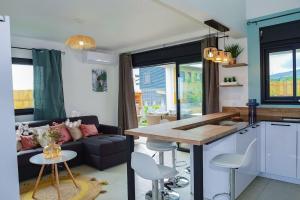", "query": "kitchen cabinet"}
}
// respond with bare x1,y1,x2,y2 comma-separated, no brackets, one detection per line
266,122,297,178
203,125,258,199
297,125,300,179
